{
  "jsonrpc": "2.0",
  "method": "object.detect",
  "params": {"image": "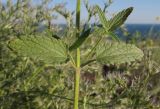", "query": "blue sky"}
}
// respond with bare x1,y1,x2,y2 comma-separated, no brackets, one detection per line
2,0,160,24
52,0,160,24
